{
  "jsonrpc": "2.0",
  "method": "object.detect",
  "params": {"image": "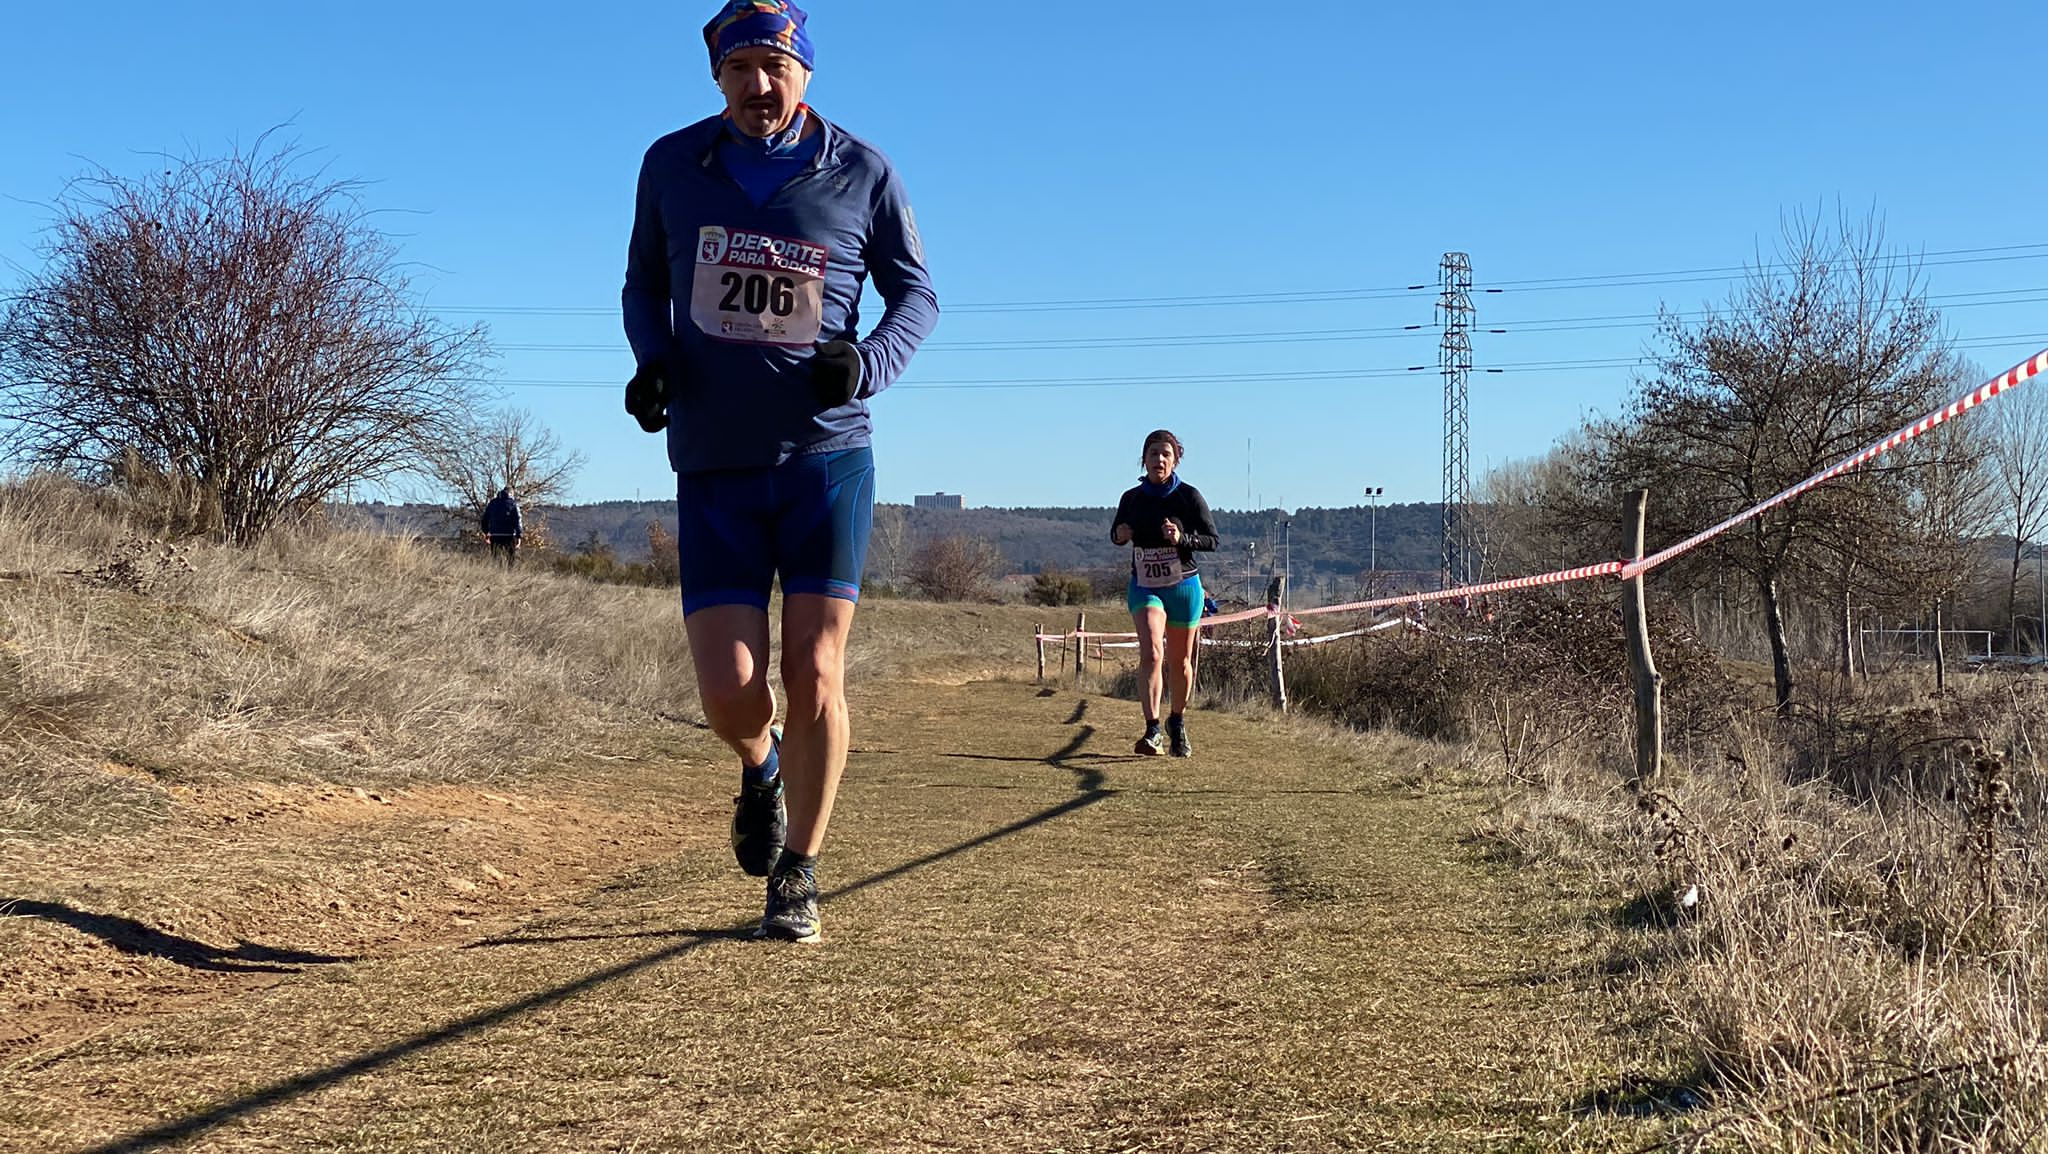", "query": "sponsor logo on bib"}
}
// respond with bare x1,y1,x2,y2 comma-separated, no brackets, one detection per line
698,226,730,265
